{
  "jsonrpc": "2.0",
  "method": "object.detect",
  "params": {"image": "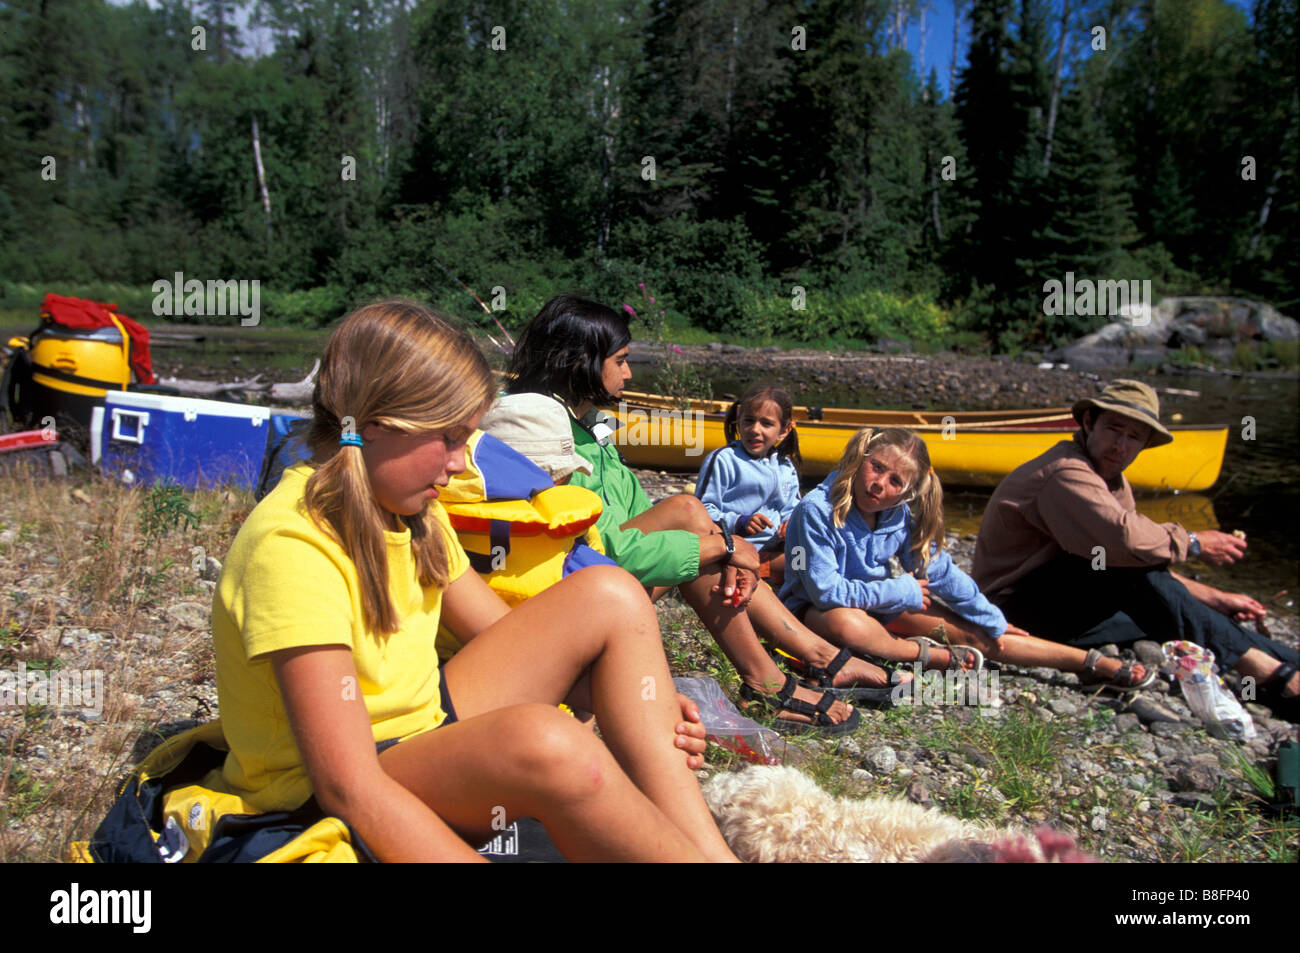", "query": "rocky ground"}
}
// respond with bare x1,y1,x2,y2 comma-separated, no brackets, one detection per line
629,340,1112,410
